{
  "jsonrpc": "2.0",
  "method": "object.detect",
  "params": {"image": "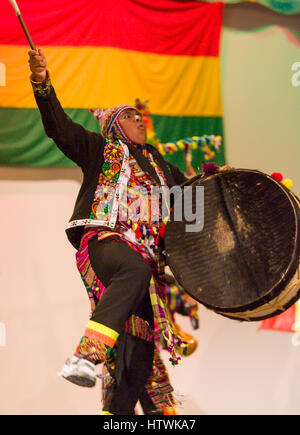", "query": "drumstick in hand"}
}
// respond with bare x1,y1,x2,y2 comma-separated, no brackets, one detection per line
8,0,36,50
